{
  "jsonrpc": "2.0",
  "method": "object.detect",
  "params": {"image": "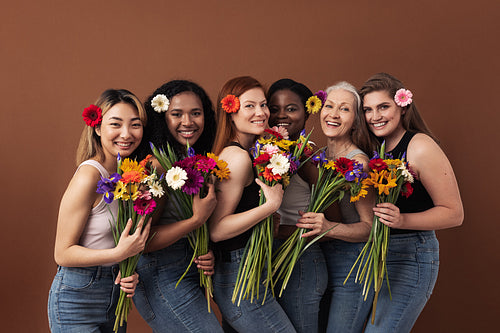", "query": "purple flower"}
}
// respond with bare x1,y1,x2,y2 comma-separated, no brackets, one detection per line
187,146,196,157
299,129,306,137
103,192,114,204
312,150,327,166
372,151,380,159
345,171,356,182
288,156,299,174
181,168,204,195
385,152,393,159
314,90,327,104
